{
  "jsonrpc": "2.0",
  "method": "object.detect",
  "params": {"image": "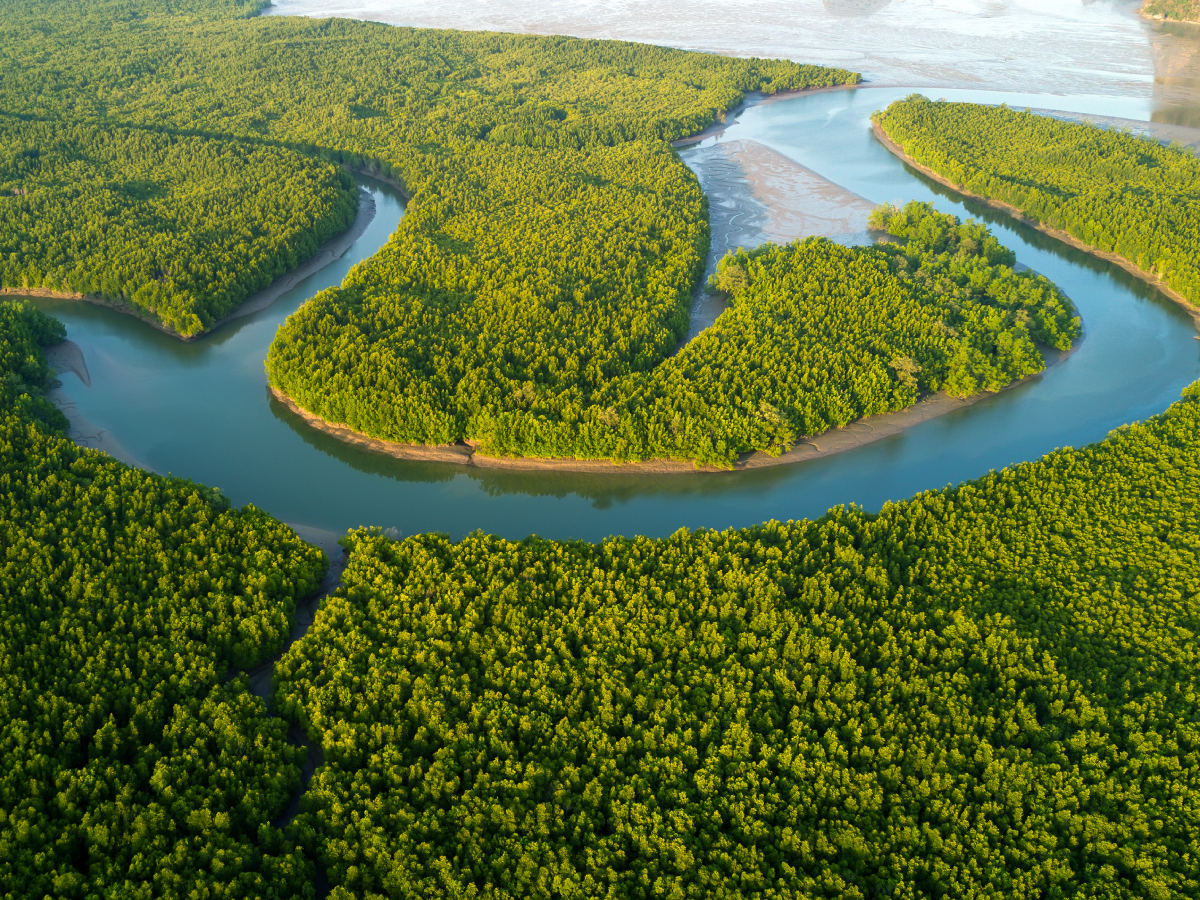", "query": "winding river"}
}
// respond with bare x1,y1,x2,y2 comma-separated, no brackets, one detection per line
35,87,1200,543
